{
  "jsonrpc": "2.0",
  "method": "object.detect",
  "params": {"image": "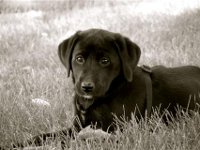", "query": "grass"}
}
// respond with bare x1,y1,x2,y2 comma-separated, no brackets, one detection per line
0,0,200,149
